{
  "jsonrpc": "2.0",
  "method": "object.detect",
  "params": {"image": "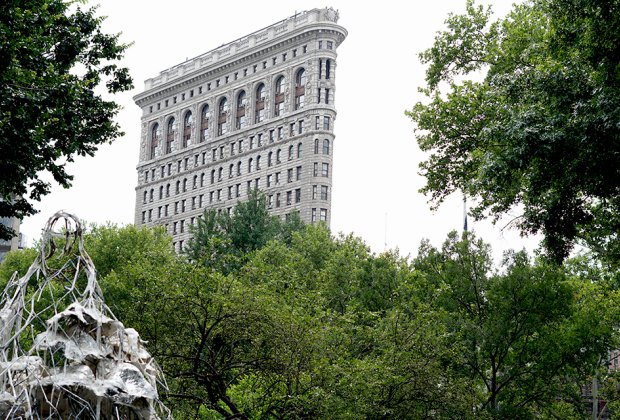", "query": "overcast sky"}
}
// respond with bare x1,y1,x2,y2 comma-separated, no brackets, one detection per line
20,0,540,261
